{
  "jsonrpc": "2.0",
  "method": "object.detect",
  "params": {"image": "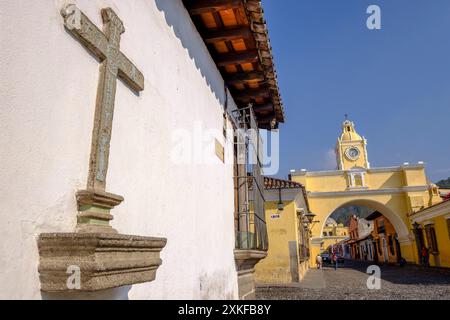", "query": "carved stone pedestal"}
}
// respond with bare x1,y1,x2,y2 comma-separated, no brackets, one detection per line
38,233,167,292
75,189,123,234
234,249,267,300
